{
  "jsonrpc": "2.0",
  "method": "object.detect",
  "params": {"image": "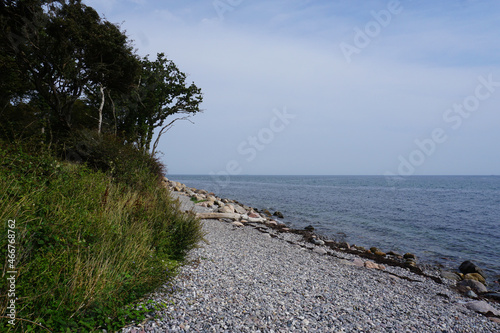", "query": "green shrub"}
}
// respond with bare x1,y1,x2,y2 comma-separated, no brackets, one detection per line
0,141,204,331
62,129,166,189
